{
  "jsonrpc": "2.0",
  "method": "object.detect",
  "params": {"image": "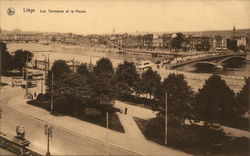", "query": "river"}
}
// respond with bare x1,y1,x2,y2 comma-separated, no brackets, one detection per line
177,59,250,77
7,43,152,68
6,43,250,77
